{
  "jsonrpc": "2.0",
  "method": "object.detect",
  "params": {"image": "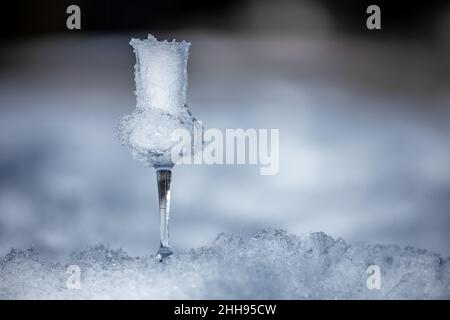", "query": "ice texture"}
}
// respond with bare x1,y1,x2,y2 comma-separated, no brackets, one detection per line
1,229,449,299
118,106,200,166
118,35,201,167
130,35,190,113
